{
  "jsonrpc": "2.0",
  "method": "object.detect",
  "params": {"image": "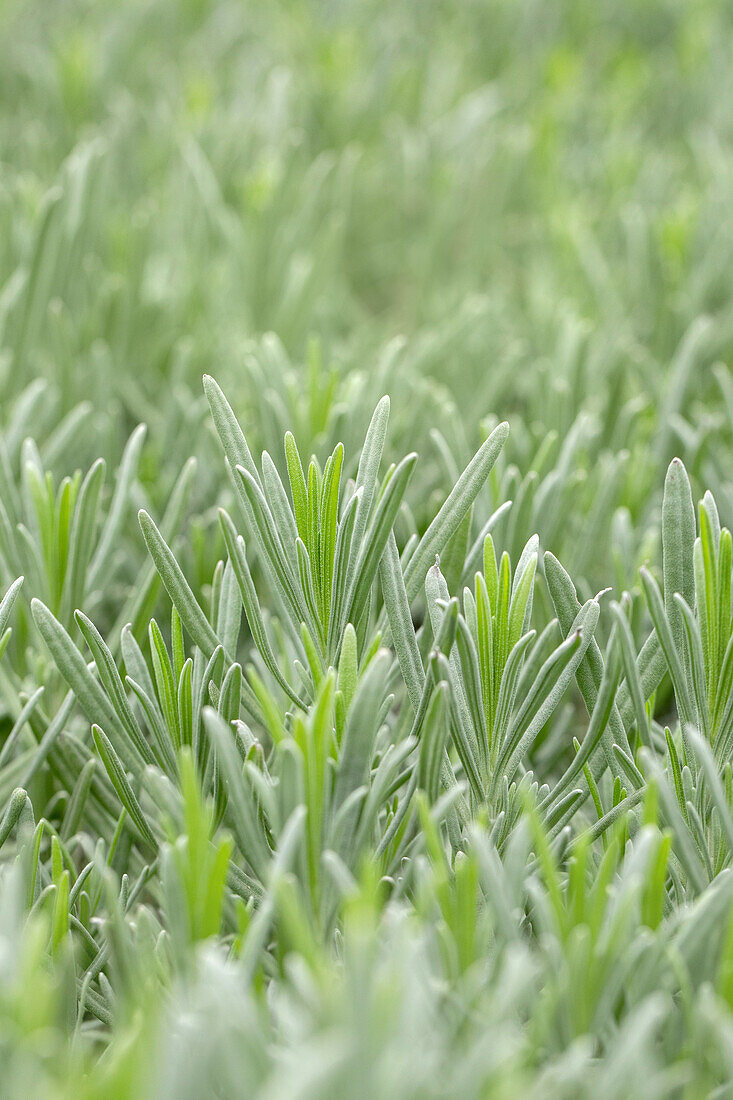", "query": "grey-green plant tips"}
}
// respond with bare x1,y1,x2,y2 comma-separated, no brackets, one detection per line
3,1,733,1097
